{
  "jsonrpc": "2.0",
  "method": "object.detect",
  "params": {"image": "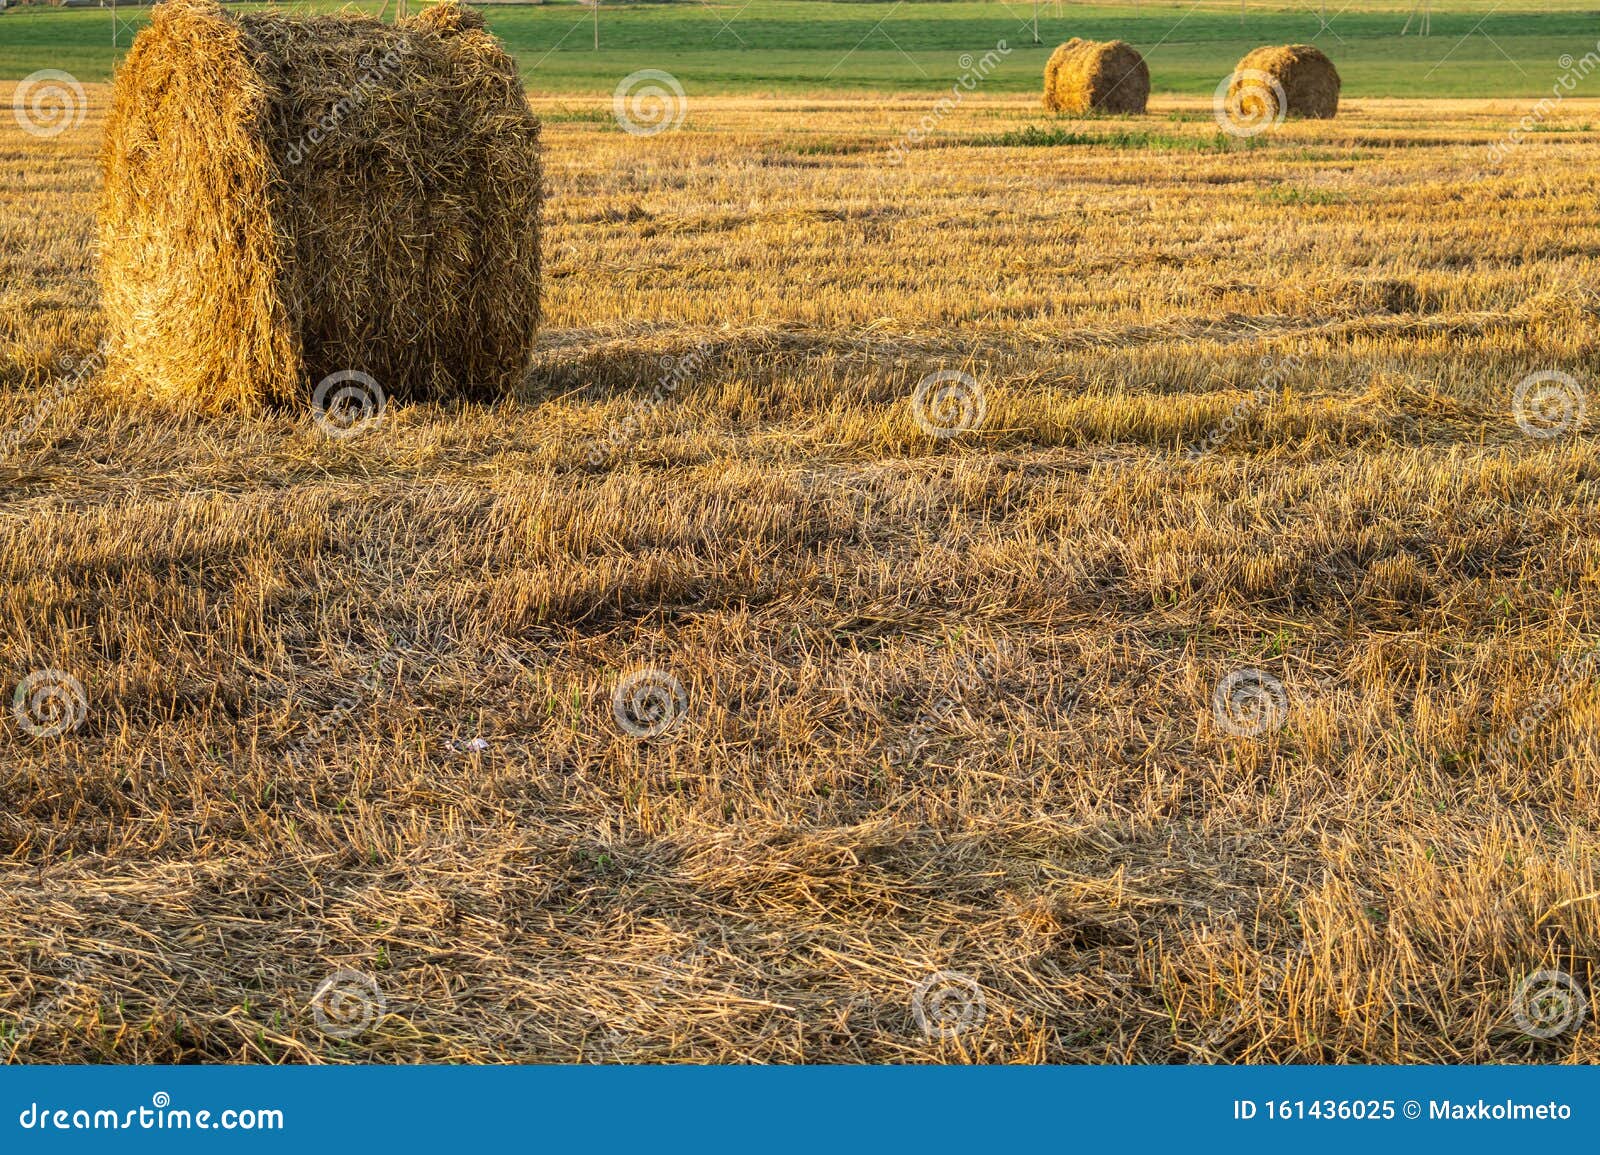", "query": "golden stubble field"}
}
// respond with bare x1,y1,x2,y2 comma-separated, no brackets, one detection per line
3,86,1600,1062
